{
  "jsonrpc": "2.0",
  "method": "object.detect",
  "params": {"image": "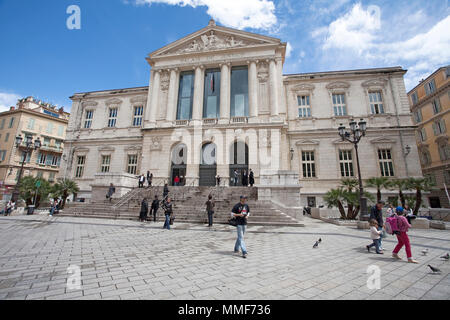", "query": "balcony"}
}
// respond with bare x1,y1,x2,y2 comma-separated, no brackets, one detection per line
175,120,189,126
231,117,248,124
203,118,218,125
40,145,64,153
